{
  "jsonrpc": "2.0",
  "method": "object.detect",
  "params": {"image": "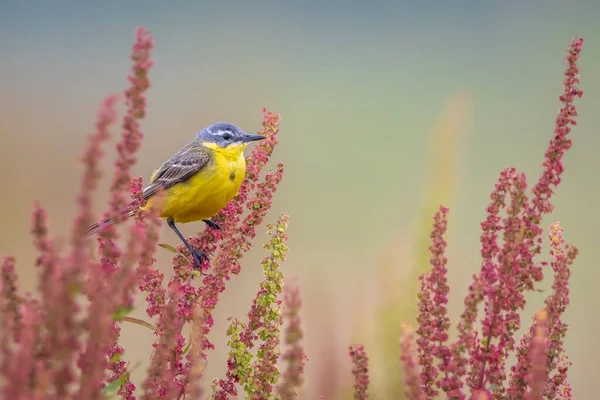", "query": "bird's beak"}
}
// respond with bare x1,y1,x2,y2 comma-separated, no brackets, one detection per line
240,134,266,143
